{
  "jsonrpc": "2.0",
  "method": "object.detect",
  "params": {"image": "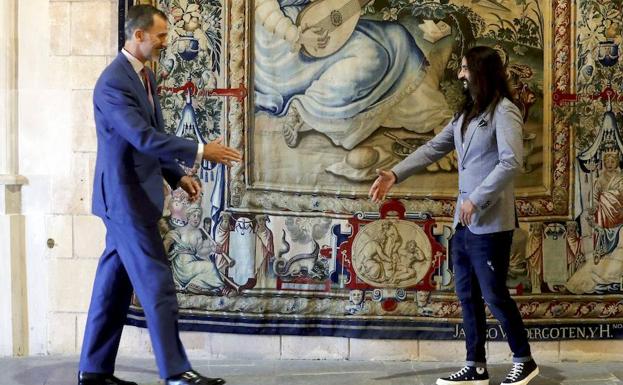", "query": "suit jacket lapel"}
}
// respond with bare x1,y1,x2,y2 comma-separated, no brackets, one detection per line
146,69,164,130
153,90,164,131
117,53,157,125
